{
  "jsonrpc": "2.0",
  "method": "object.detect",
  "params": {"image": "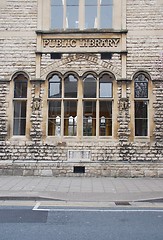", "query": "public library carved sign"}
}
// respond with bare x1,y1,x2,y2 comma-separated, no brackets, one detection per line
38,32,125,53
43,38,120,49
